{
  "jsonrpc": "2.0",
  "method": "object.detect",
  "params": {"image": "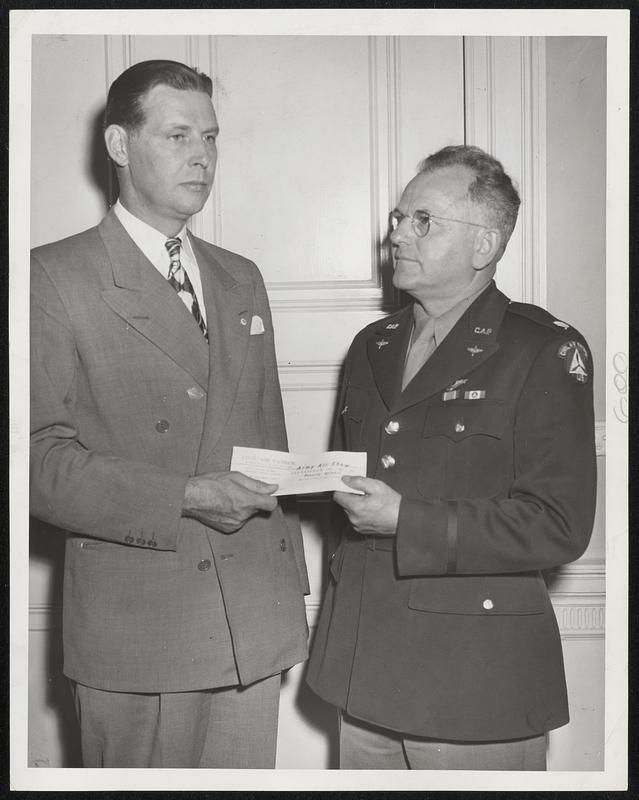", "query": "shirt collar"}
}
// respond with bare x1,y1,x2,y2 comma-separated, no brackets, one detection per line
413,281,491,348
113,200,189,273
